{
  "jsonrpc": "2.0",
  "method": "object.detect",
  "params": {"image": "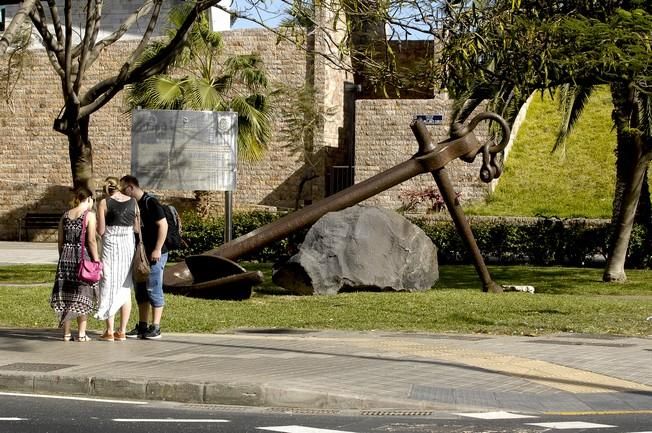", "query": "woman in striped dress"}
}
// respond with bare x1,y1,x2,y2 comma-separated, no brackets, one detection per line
95,177,137,341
